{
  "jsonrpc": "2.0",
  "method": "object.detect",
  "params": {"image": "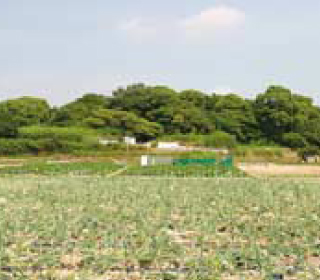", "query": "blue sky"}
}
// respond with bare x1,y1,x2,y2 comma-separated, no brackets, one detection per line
1,0,320,105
